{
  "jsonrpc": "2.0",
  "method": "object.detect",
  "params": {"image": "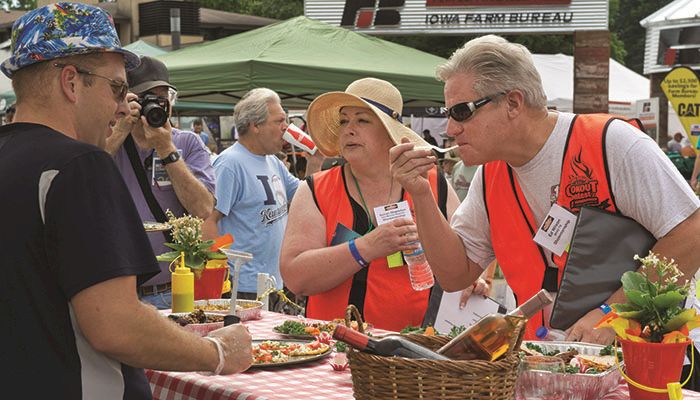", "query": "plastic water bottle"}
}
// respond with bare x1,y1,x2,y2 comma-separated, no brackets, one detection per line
535,326,568,341
403,241,434,291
